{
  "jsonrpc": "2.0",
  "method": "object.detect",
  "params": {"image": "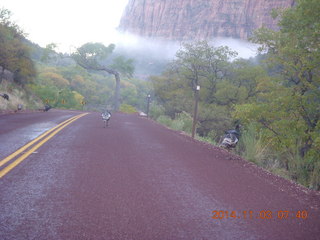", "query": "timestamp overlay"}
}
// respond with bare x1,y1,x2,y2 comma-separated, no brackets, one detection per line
209,206,319,240
211,210,308,220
